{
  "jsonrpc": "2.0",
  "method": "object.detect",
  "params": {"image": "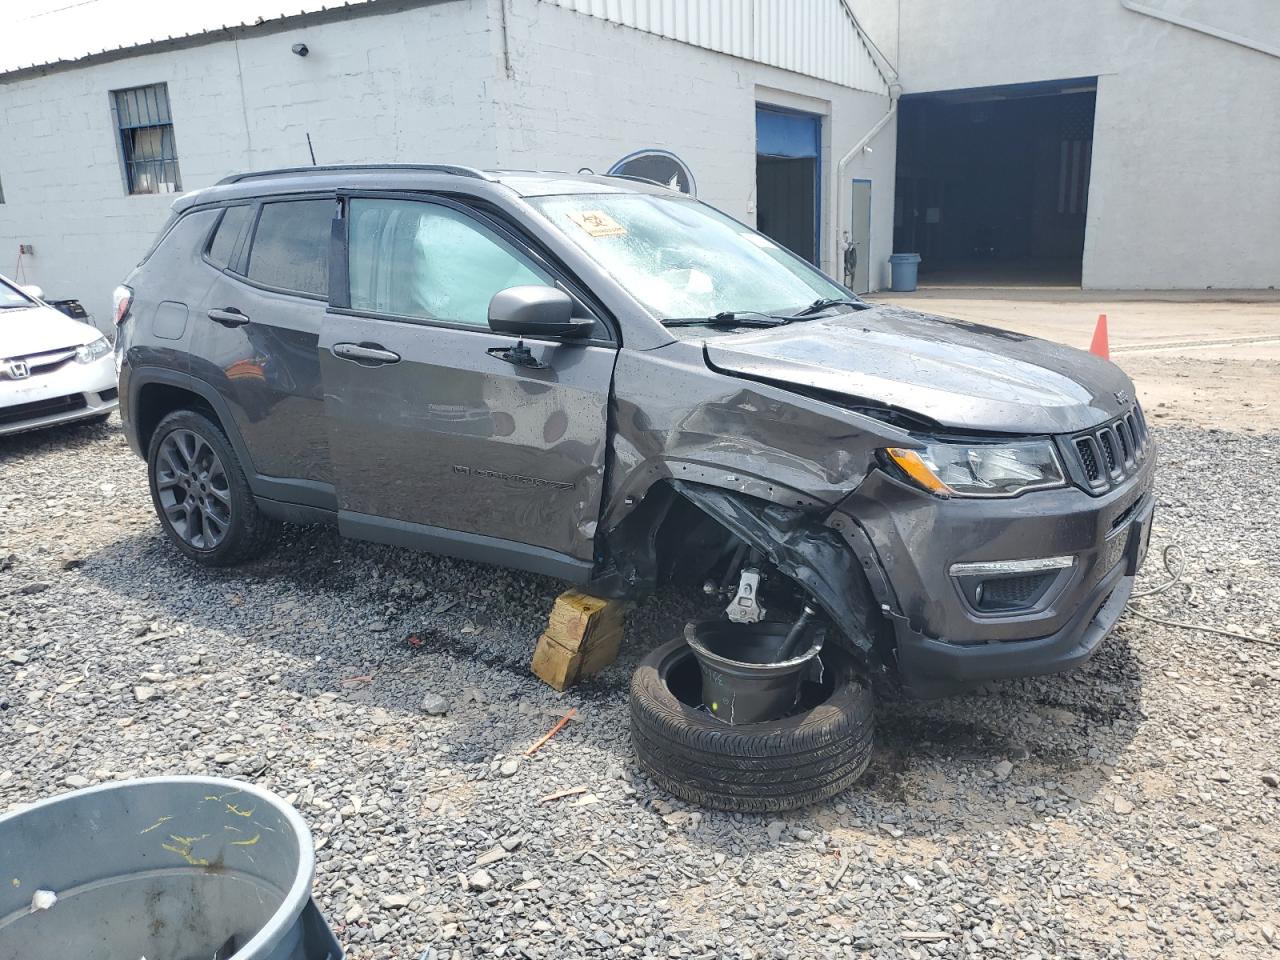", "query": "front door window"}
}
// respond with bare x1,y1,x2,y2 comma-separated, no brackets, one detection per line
348,198,552,326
